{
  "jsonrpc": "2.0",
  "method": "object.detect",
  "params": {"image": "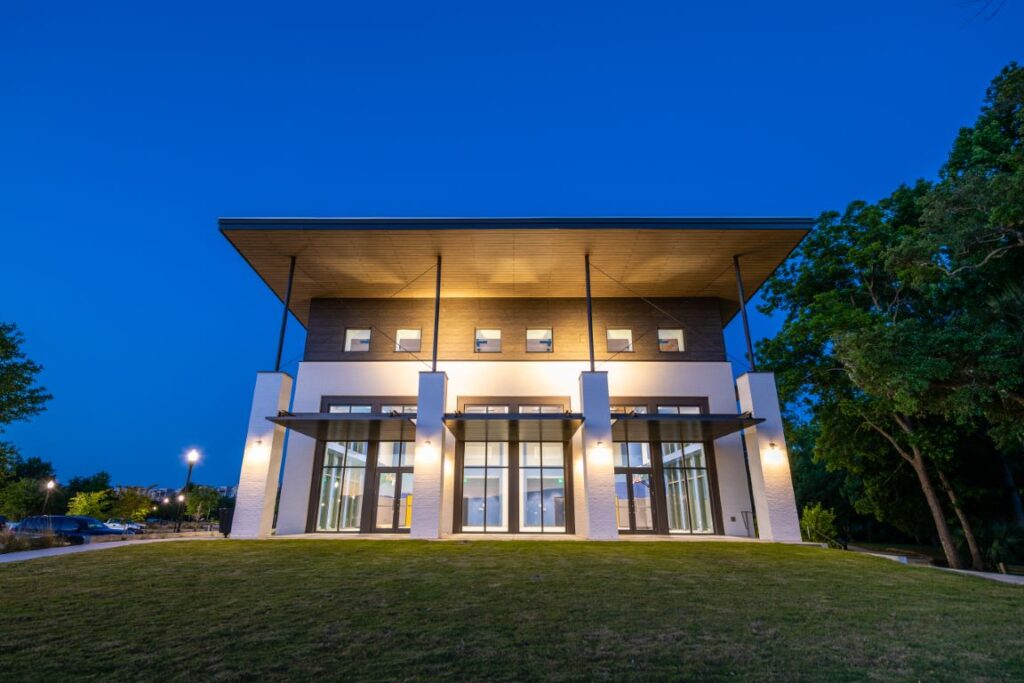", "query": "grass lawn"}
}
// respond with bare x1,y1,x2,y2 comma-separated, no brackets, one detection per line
1,540,1022,681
